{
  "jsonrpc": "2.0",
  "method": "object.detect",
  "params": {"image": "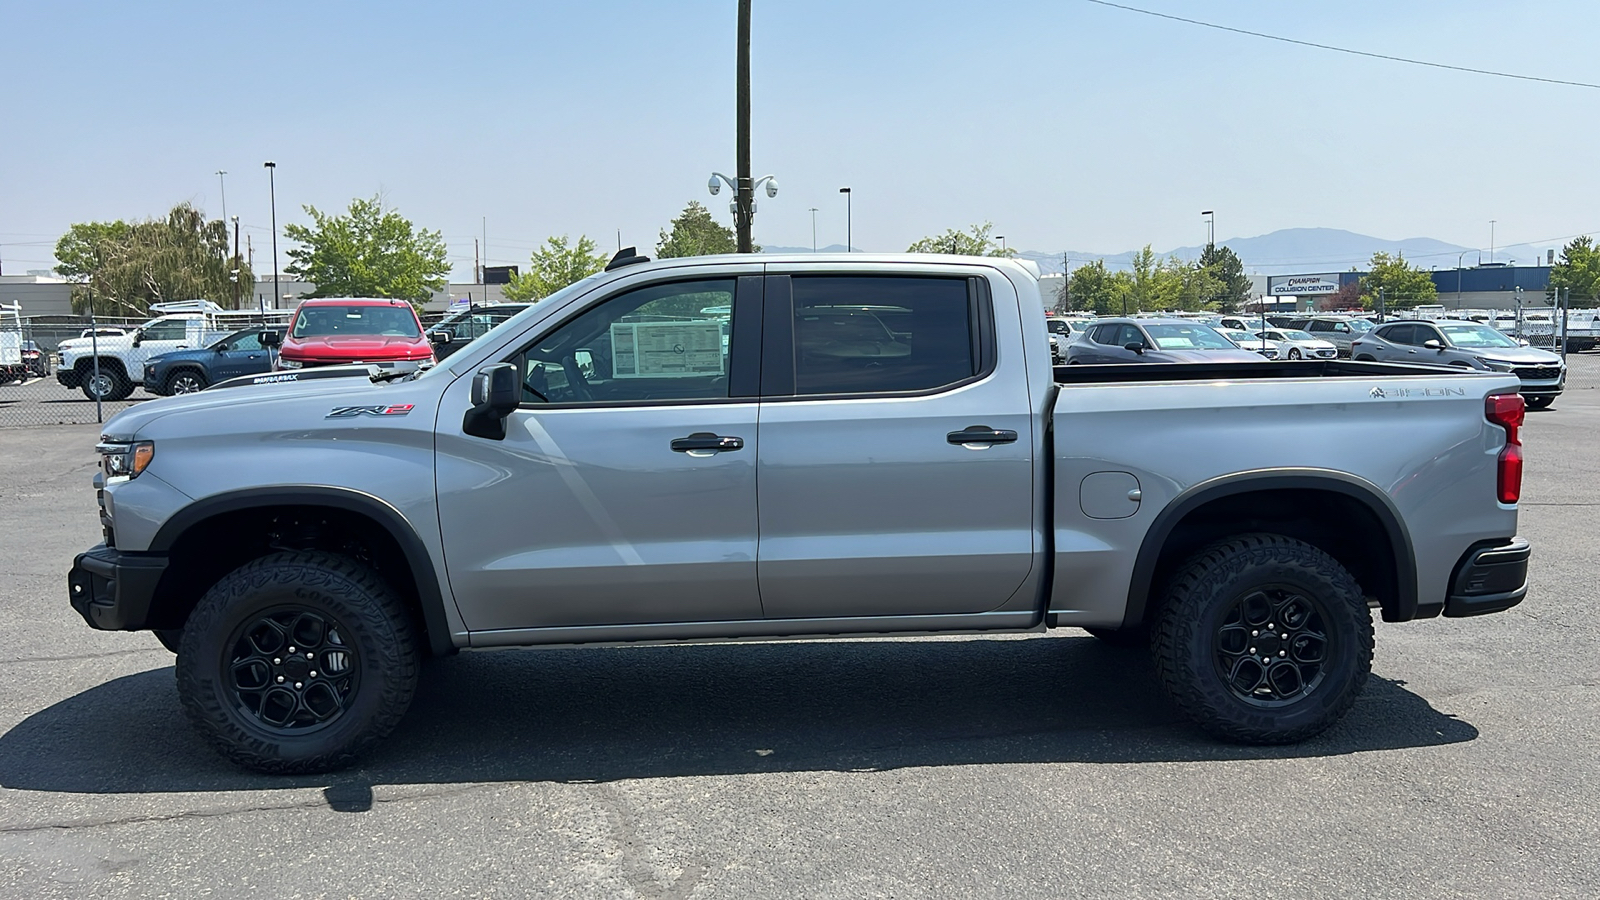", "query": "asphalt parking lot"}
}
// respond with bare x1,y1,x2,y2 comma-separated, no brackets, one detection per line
1,390,1597,899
